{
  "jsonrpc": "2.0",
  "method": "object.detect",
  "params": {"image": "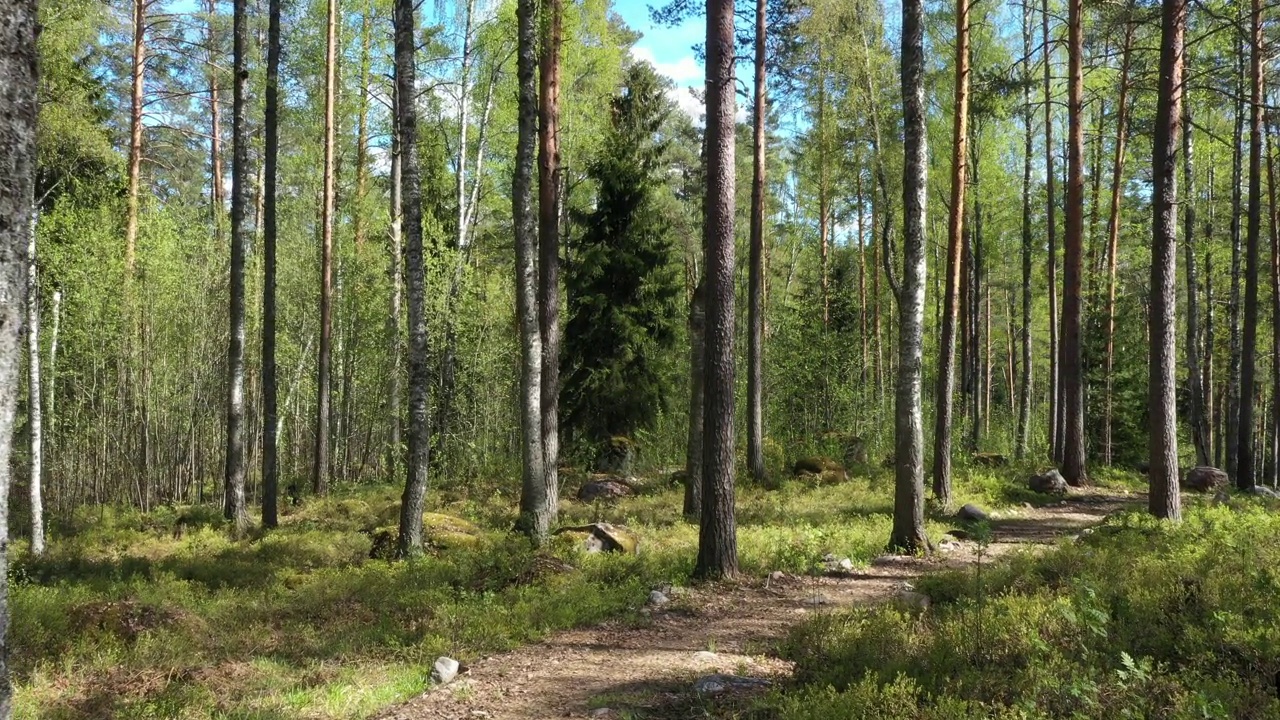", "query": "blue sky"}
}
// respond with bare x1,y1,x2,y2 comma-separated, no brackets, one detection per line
611,0,708,120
